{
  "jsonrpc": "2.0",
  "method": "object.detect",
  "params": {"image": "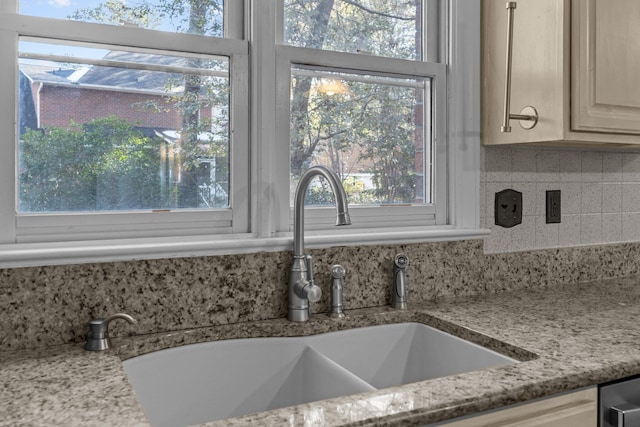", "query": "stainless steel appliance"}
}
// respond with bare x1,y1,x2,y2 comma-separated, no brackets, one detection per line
600,376,640,426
